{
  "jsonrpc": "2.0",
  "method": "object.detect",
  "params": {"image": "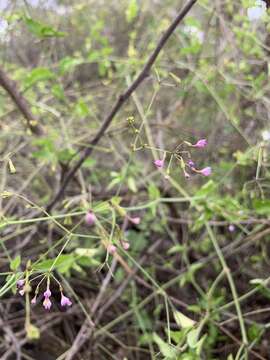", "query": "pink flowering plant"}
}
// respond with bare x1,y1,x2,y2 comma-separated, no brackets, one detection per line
129,126,212,180
3,0,268,357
